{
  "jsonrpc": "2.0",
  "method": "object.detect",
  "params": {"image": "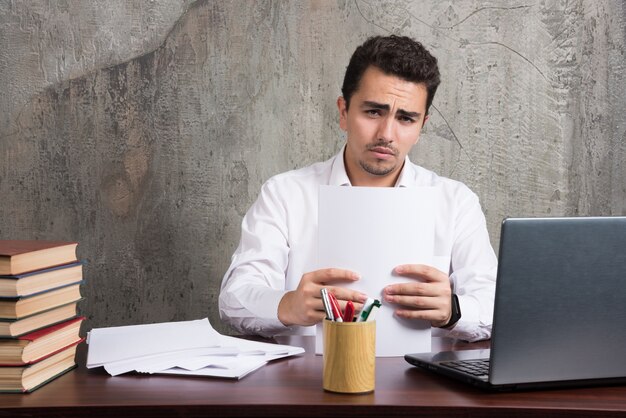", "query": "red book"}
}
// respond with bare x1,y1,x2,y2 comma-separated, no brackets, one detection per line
0,317,85,366
0,240,78,276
